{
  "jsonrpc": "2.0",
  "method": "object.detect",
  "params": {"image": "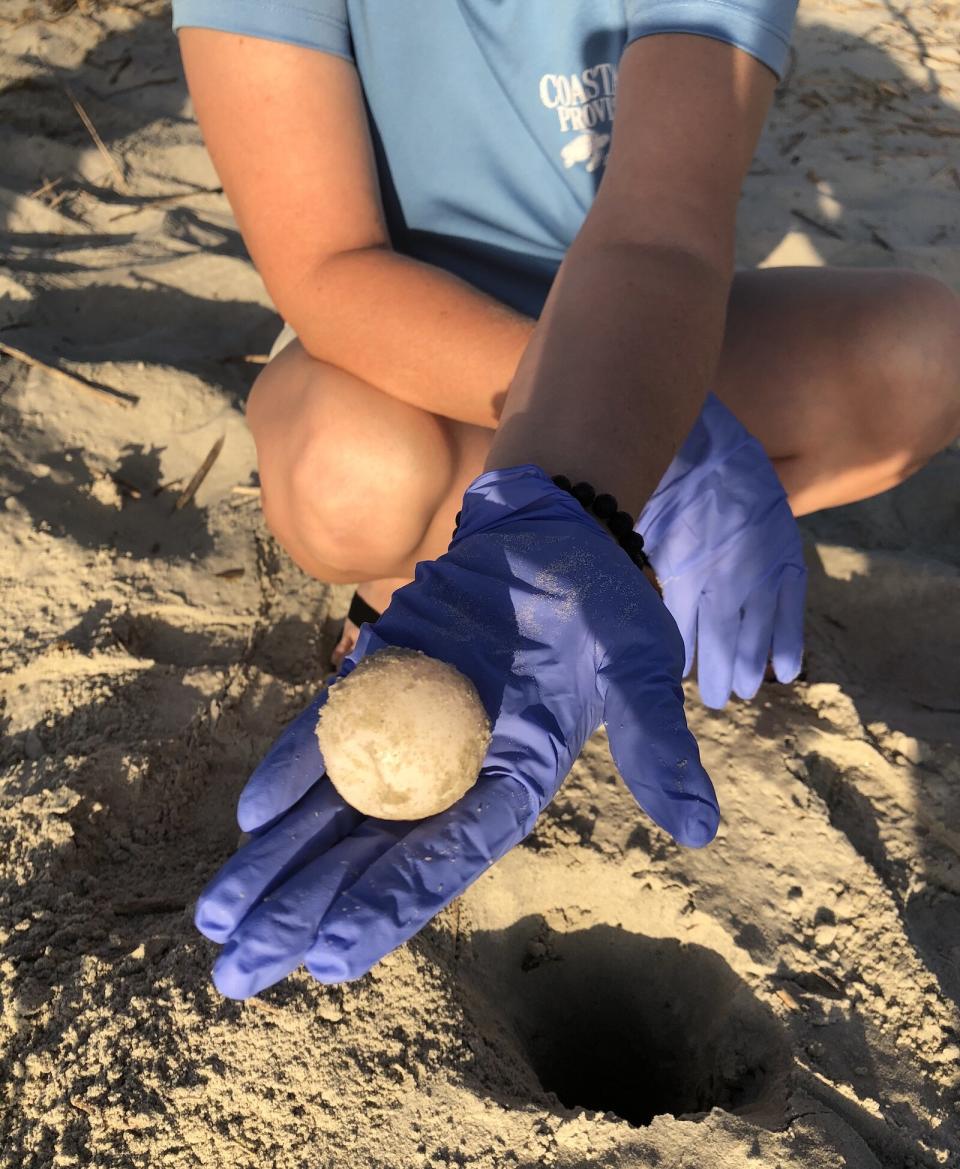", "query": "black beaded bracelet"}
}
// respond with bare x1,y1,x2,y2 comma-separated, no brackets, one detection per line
550,474,651,568
451,475,662,595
